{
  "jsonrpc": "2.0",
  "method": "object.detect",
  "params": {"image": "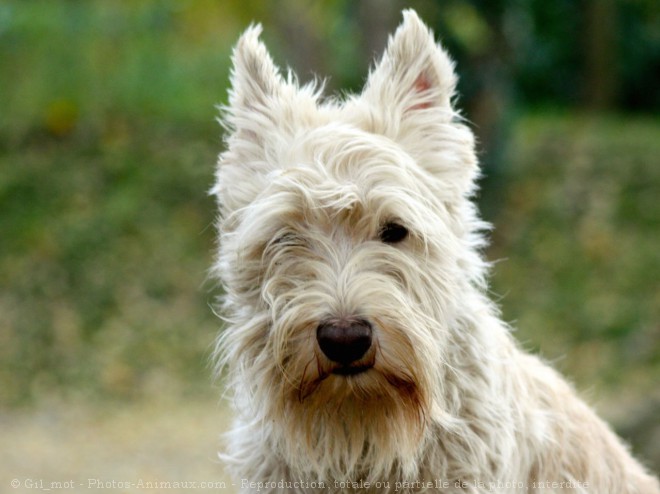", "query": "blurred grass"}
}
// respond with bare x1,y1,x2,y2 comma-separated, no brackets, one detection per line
0,128,218,404
485,113,660,391
0,0,237,405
